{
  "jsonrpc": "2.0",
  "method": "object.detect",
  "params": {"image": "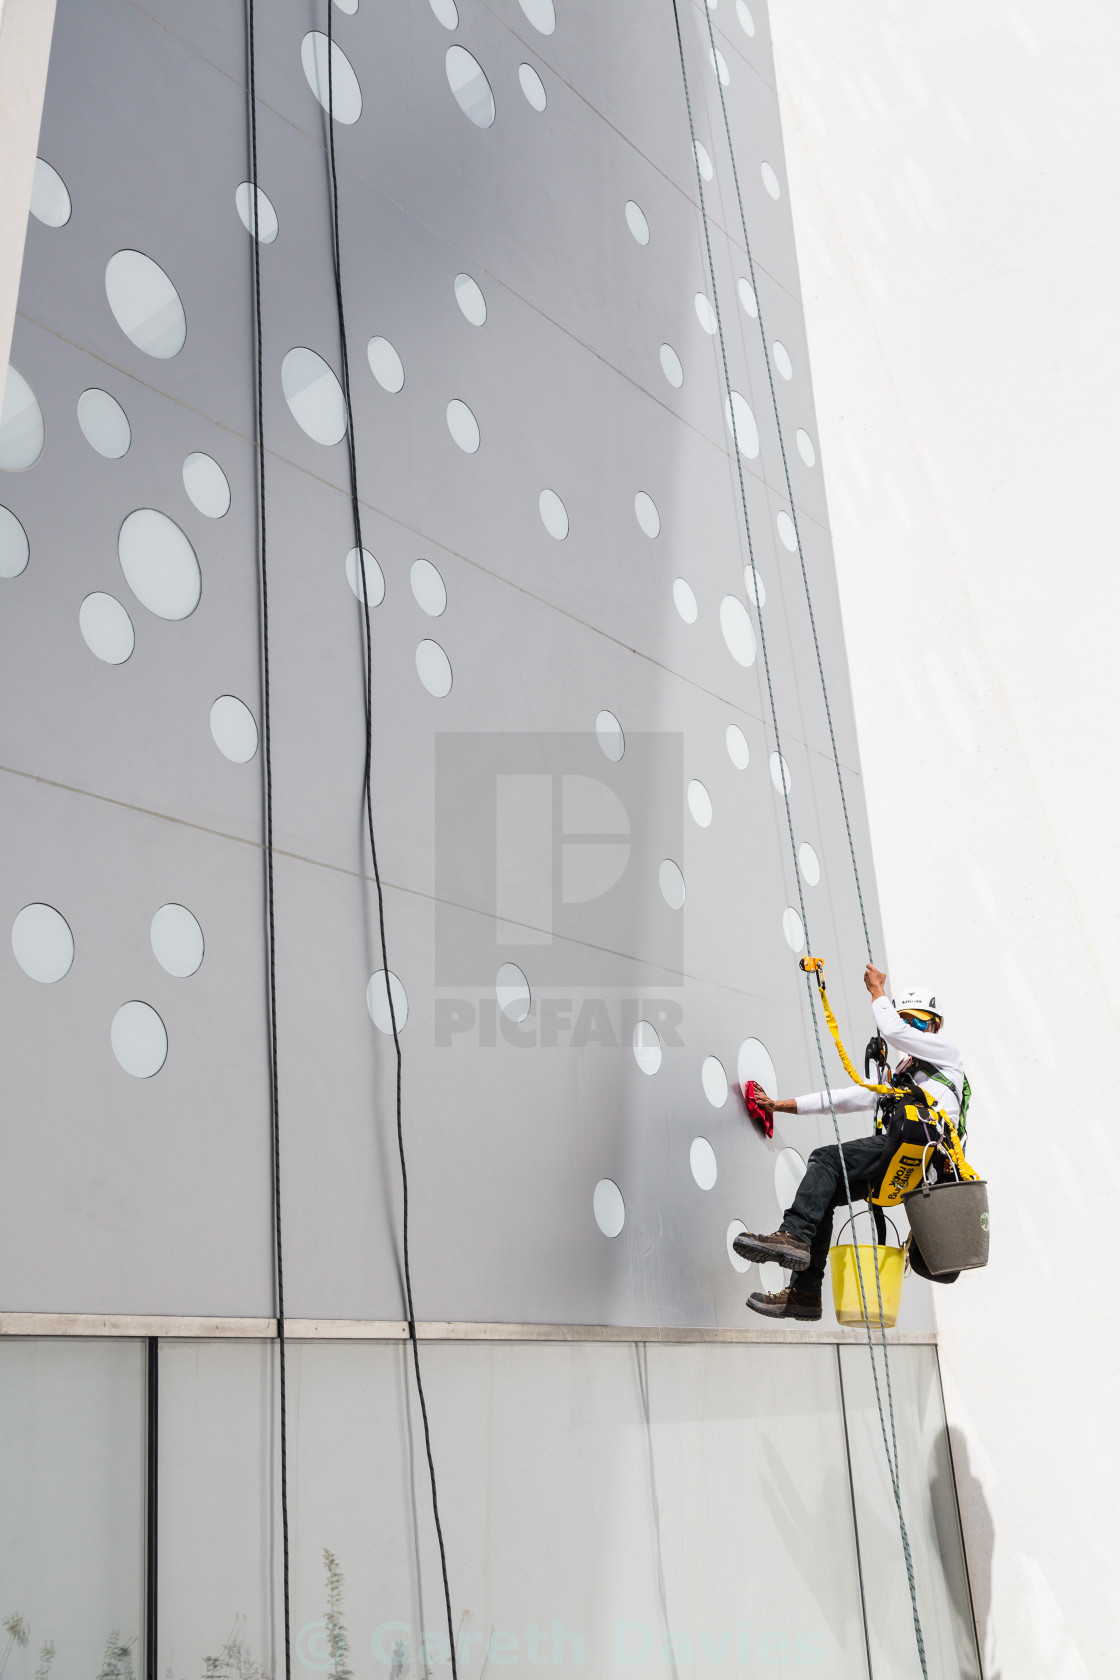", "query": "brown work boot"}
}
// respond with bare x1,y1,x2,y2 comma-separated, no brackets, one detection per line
732,1226,811,1271
746,1285,822,1322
